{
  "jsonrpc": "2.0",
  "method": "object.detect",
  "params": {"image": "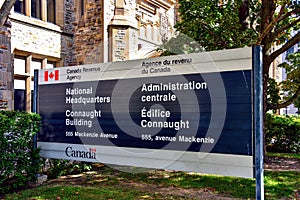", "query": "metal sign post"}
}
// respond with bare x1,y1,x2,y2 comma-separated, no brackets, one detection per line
253,46,264,200
33,69,39,149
